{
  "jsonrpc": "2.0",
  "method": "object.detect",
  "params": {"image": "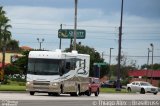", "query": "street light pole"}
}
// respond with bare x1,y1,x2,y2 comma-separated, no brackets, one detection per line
109,48,114,65
109,48,114,79
73,0,78,50
37,38,44,50
150,43,154,84
150,43,154,67
59,24,62,49
116,0,124,91
102,52,104,60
